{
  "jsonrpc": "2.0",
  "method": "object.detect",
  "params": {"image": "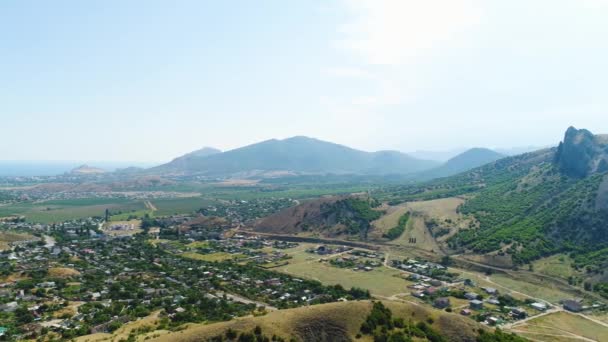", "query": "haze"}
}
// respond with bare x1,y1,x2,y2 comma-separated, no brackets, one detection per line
1,0,607,162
